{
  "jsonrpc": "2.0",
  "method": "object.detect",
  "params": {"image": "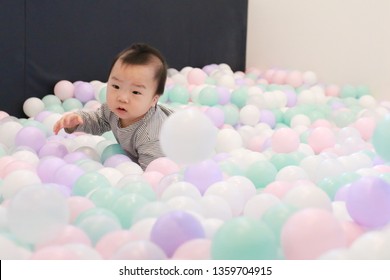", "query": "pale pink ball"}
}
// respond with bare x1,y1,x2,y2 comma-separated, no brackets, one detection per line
353,117,376,141
285,71,303,88
263,181,294,199
54,80,74,101
310,119,333,129
325,85,340,97
30,245,77,260
36,225,91,249
340,221,365,246
0,156,16,178
172,238,212,259
145,157,180,176
307,127,336,154
187,68,207,85
271,127,300,153
95,230,136,259
0,111,10,120
247,135,265,152
272,70,288,84
67,196,95,223
281,208,346,259
2,160,36,177
142,171,164,191
264,69,276,82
